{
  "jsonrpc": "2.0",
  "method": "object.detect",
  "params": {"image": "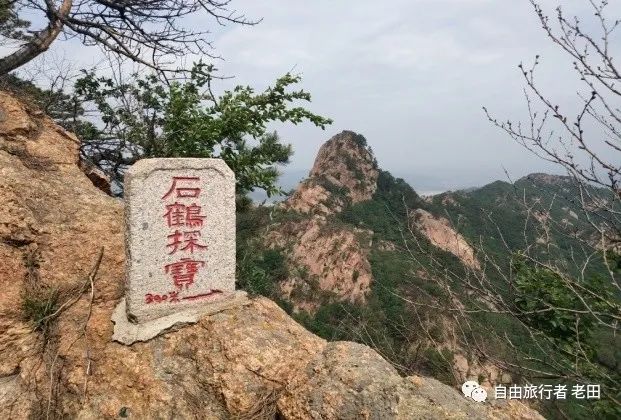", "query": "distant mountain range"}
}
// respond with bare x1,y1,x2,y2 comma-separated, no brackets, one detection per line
249,167,570,202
